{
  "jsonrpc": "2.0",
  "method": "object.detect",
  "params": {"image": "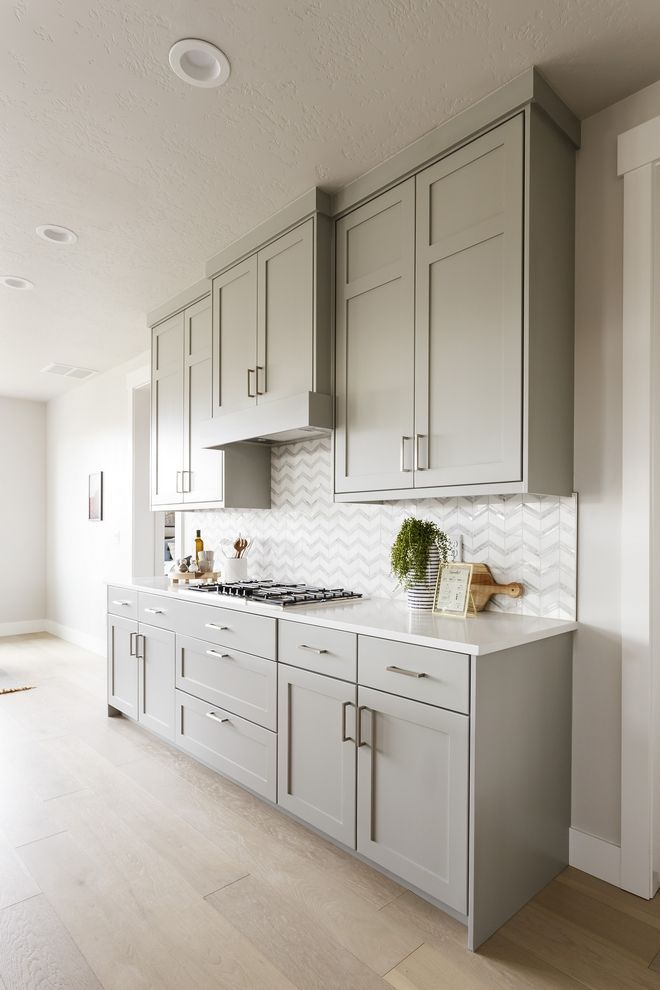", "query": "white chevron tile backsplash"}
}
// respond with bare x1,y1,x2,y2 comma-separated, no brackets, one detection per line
185,437,577,619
